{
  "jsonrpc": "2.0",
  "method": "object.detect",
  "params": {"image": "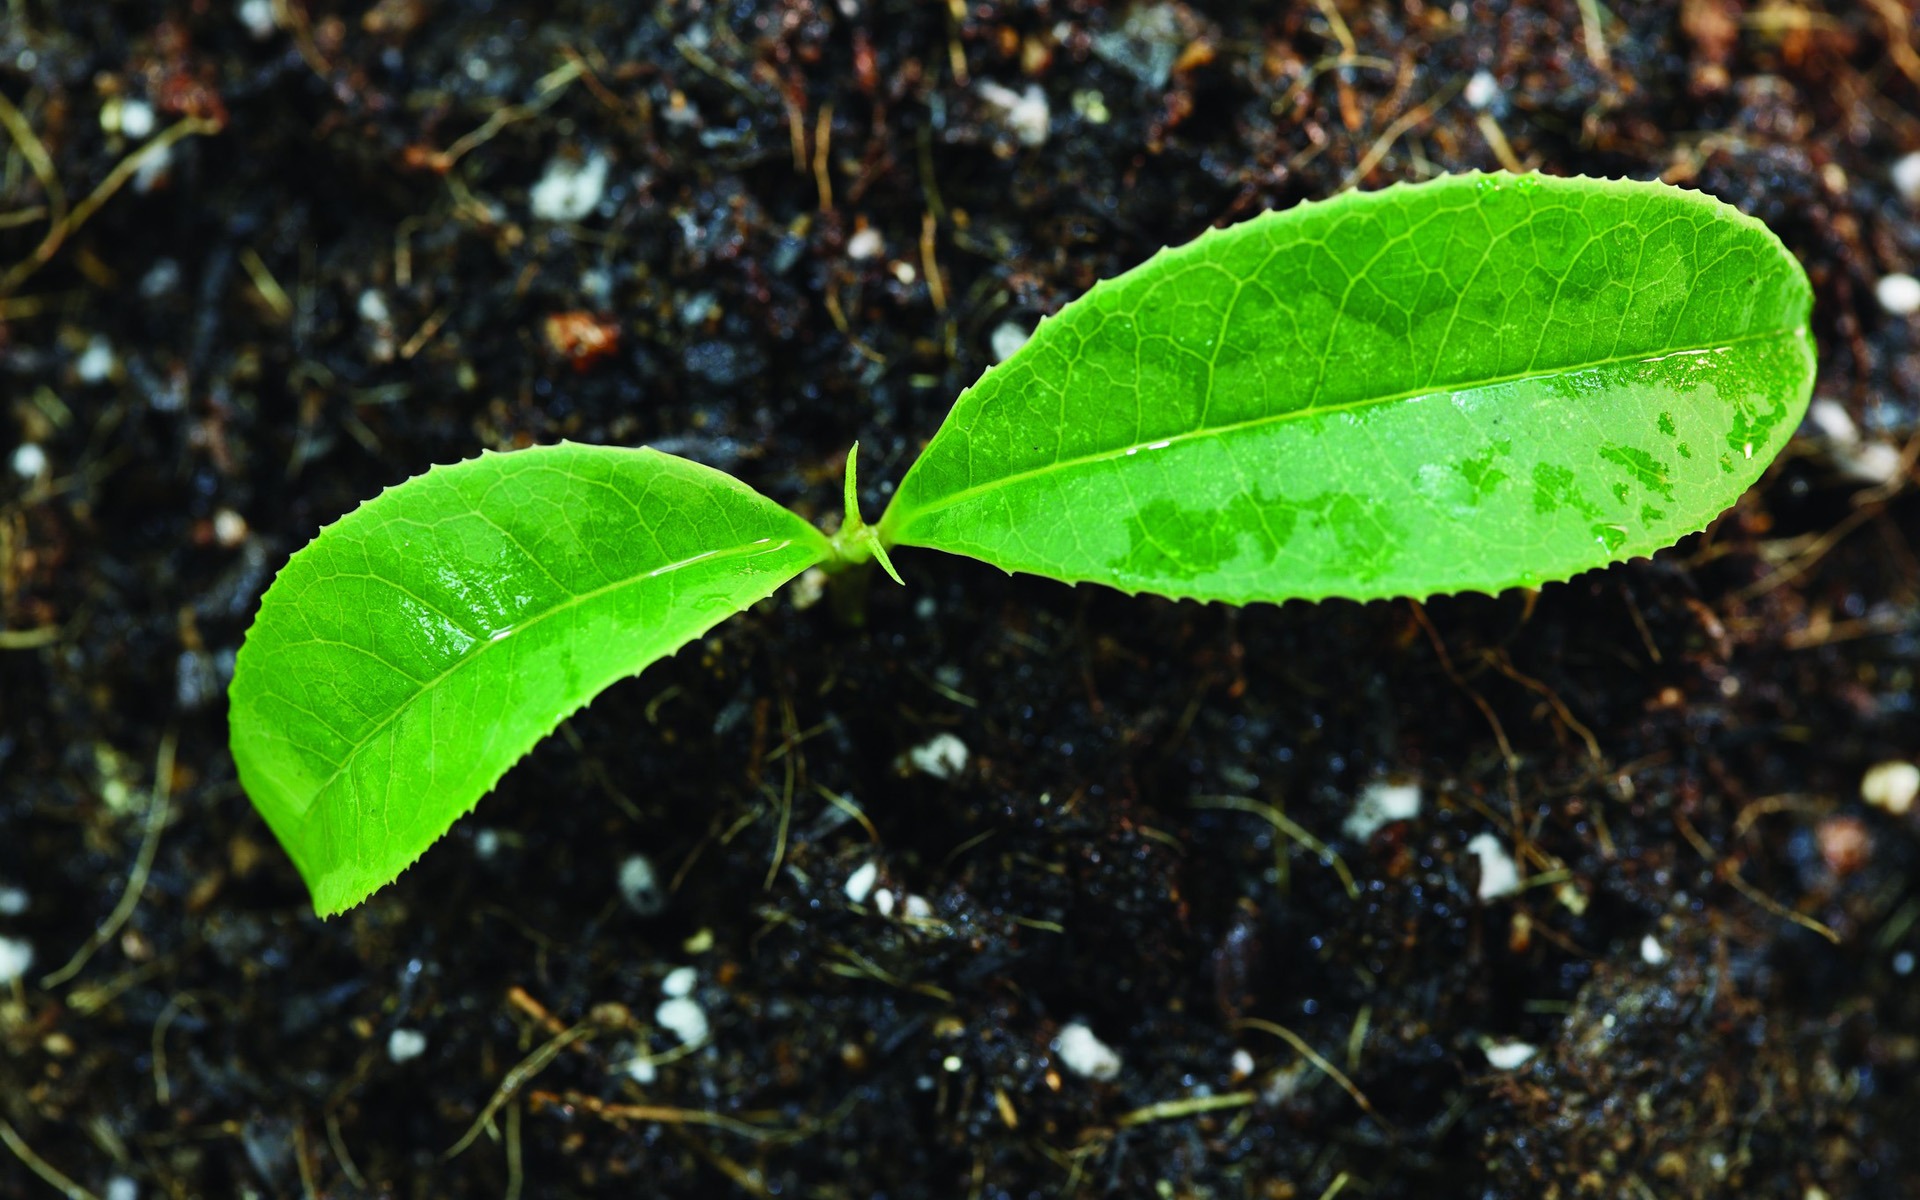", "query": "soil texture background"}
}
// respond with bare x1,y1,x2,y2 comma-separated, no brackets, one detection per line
4,1,1920,1197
